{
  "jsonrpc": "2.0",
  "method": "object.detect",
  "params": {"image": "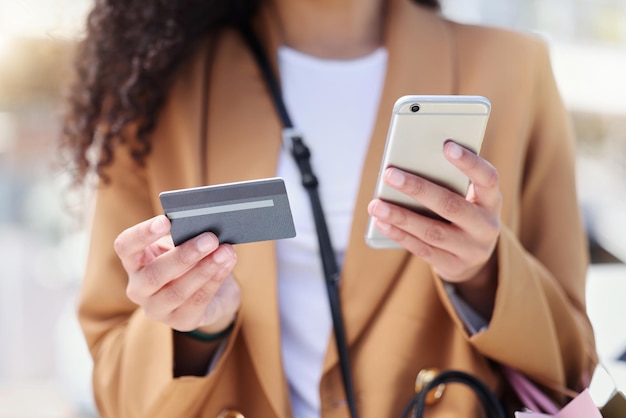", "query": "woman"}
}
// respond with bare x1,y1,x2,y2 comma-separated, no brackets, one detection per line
61,0,597,417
